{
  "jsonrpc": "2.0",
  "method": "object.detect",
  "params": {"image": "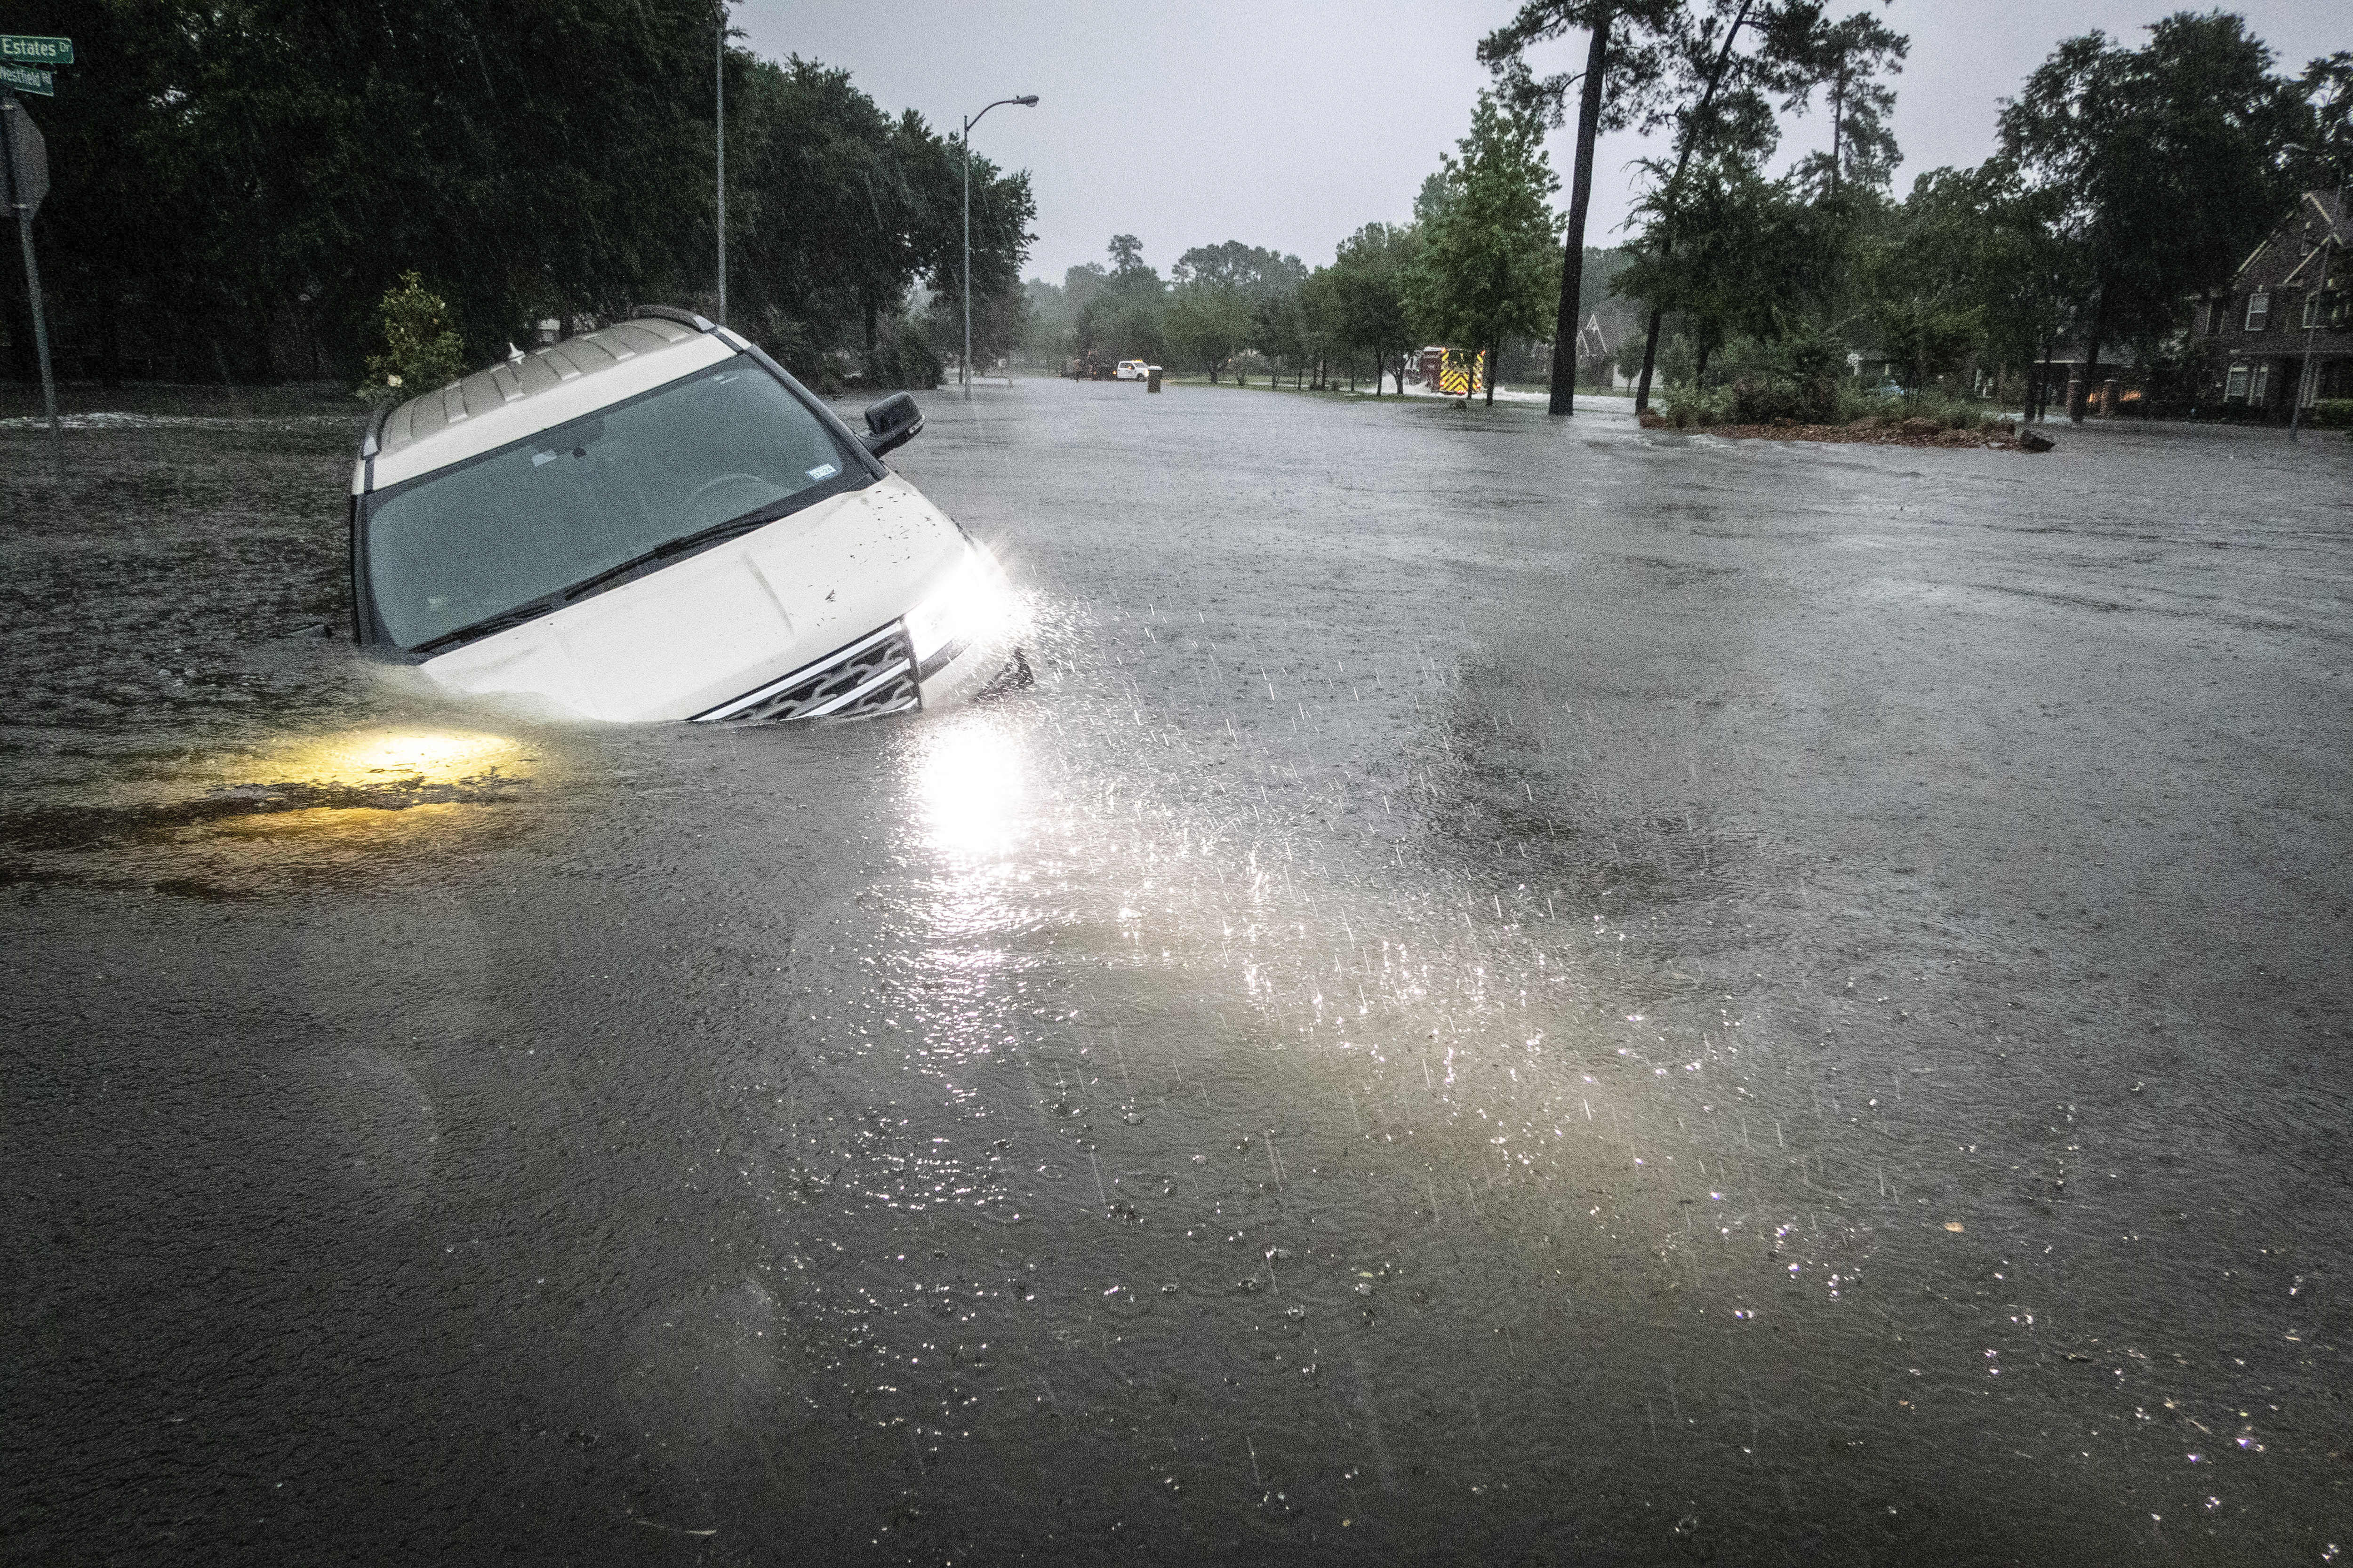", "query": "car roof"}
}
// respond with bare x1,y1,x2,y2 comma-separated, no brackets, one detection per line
366,316,735,489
